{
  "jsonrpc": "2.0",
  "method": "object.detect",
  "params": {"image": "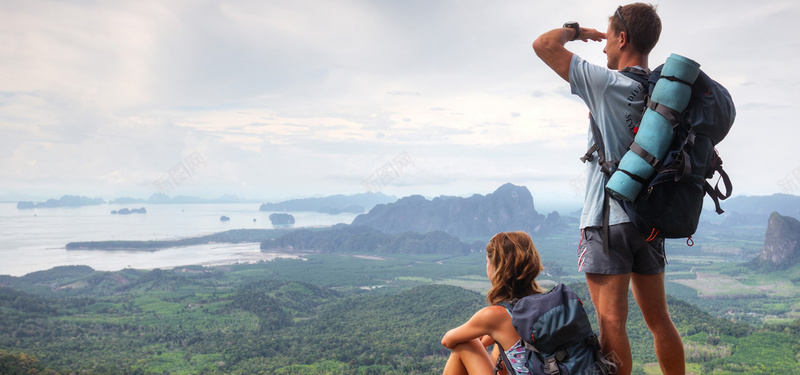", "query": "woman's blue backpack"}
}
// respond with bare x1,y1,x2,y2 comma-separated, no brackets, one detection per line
495,284,615,375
